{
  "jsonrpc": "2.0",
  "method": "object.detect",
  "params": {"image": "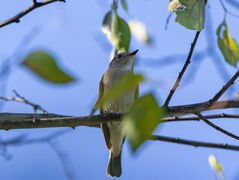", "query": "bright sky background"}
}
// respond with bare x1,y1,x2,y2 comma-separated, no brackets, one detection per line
0,0,239,180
